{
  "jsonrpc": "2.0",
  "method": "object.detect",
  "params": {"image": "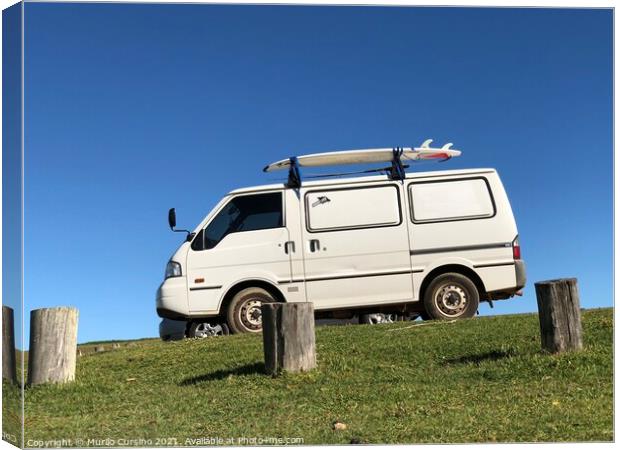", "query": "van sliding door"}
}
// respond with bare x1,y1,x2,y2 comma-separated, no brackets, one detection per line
300,183,413,310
